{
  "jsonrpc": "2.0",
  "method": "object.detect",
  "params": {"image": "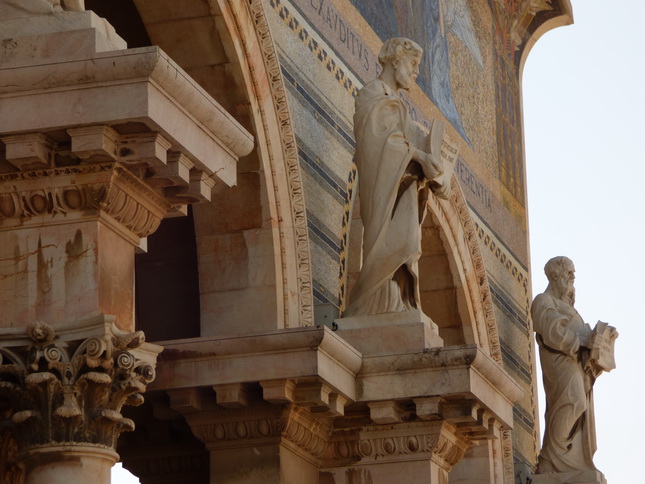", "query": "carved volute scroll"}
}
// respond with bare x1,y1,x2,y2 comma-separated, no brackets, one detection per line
0,321,160,453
